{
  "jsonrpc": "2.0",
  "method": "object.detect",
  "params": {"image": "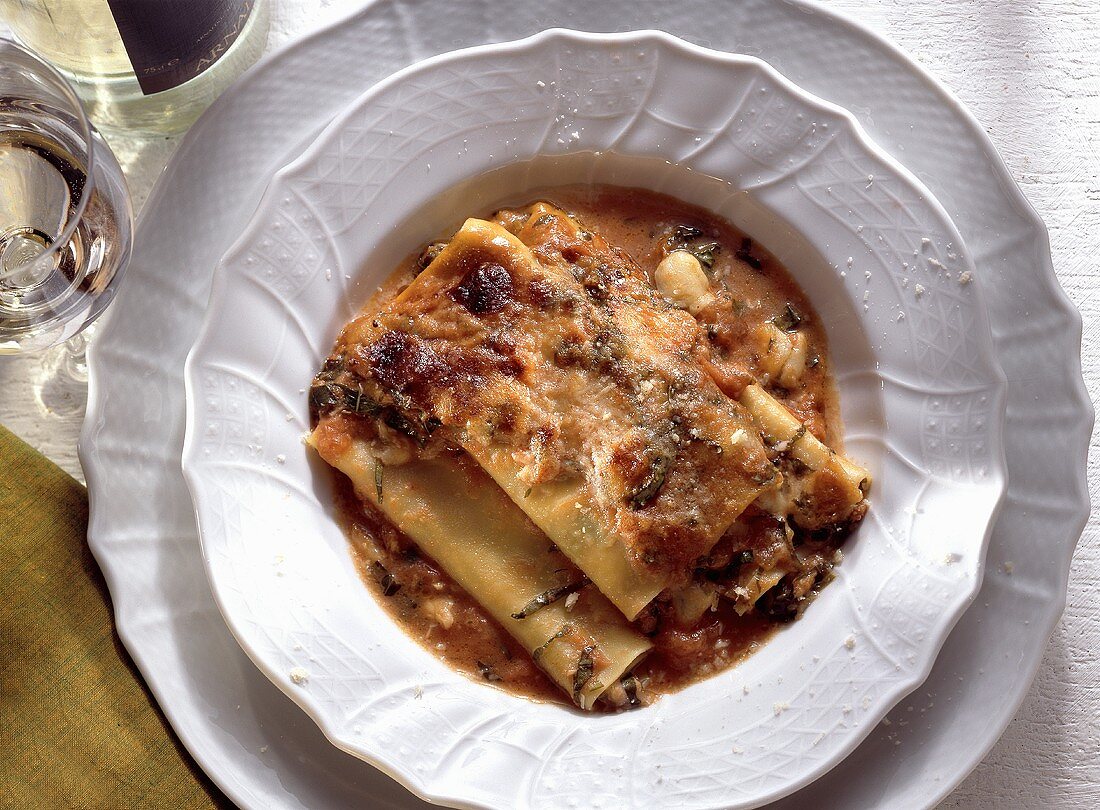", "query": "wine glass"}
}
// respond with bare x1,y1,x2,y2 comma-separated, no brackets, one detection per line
0,38,132,357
